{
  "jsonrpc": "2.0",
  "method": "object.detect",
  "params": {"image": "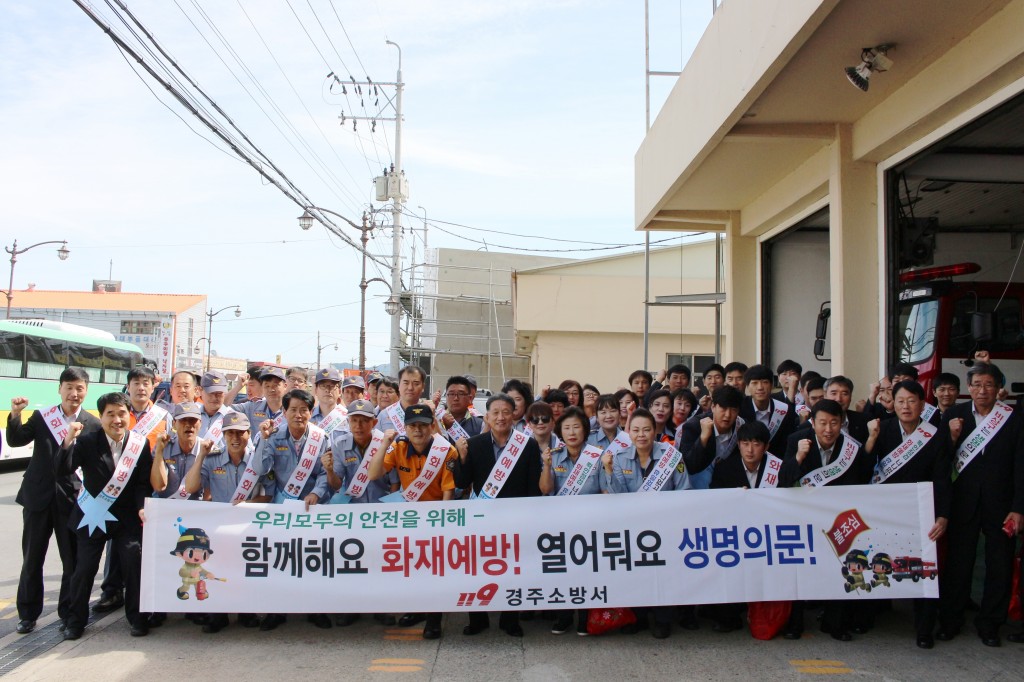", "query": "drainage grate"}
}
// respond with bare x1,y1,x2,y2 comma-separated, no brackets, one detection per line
0,607,106,676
